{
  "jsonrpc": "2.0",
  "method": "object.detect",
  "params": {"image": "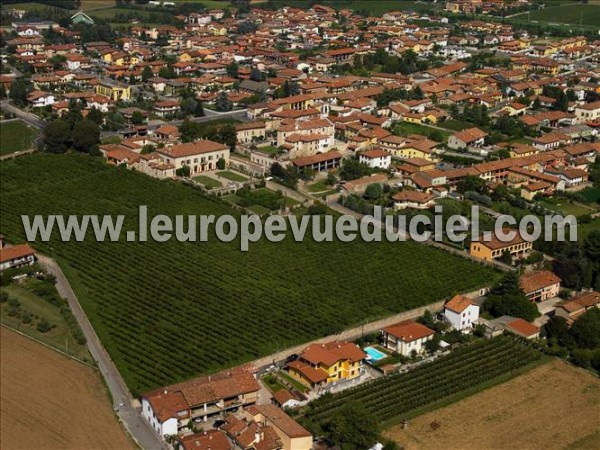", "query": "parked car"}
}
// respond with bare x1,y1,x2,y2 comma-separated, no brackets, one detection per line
285,354,299,363
213,419,226,429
